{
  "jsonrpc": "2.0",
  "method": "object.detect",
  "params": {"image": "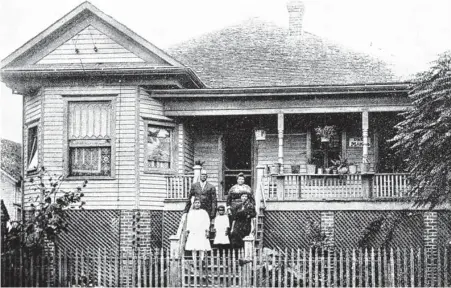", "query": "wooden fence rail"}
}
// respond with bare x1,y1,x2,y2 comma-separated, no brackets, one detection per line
1,246,449,287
